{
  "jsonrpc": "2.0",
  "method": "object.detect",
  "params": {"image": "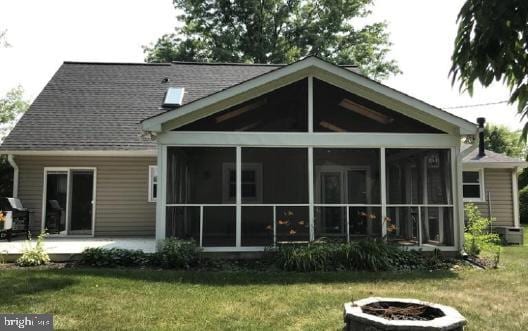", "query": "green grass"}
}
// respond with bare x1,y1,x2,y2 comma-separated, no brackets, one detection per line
1,232,527,330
